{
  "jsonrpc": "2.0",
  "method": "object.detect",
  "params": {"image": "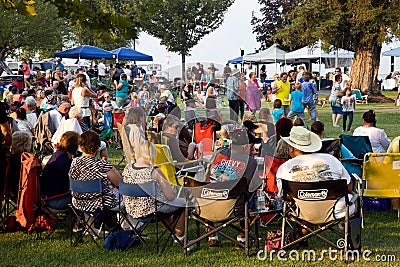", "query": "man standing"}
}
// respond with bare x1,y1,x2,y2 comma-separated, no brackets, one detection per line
208,63,219,81
192,63,204,89
301,73,318,122
226,69,240,122
223,63,232,83
55,58,64,71
335,67,351,89
97,58,106,81
273,72,291,116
